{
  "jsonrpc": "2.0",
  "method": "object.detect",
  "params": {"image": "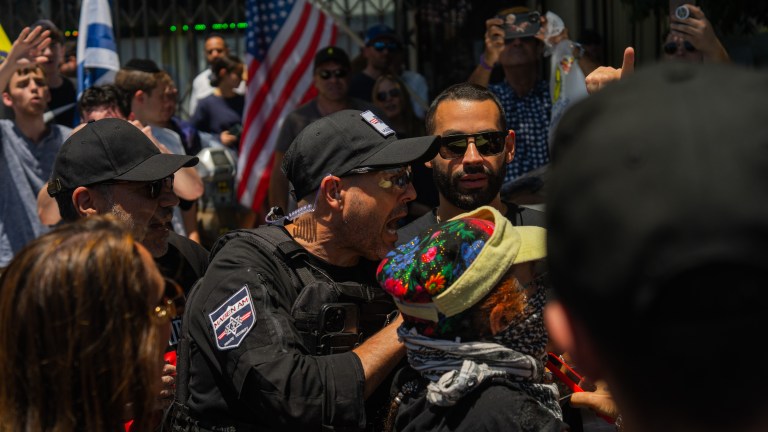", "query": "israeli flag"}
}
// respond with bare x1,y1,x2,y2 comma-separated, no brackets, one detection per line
77,0,120,98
